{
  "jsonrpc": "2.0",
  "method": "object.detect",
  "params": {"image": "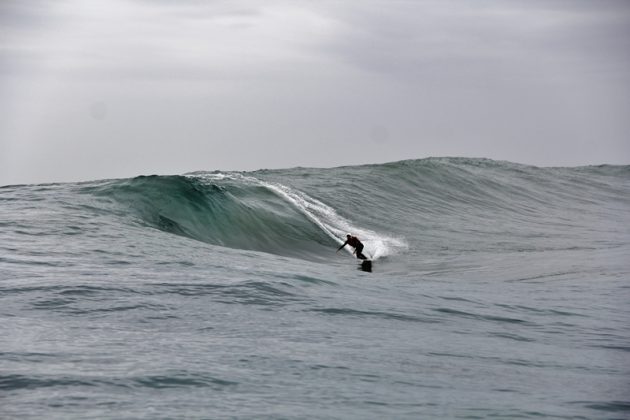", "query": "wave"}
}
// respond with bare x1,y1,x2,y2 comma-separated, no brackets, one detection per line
81,172,405,262
78,158,630,262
